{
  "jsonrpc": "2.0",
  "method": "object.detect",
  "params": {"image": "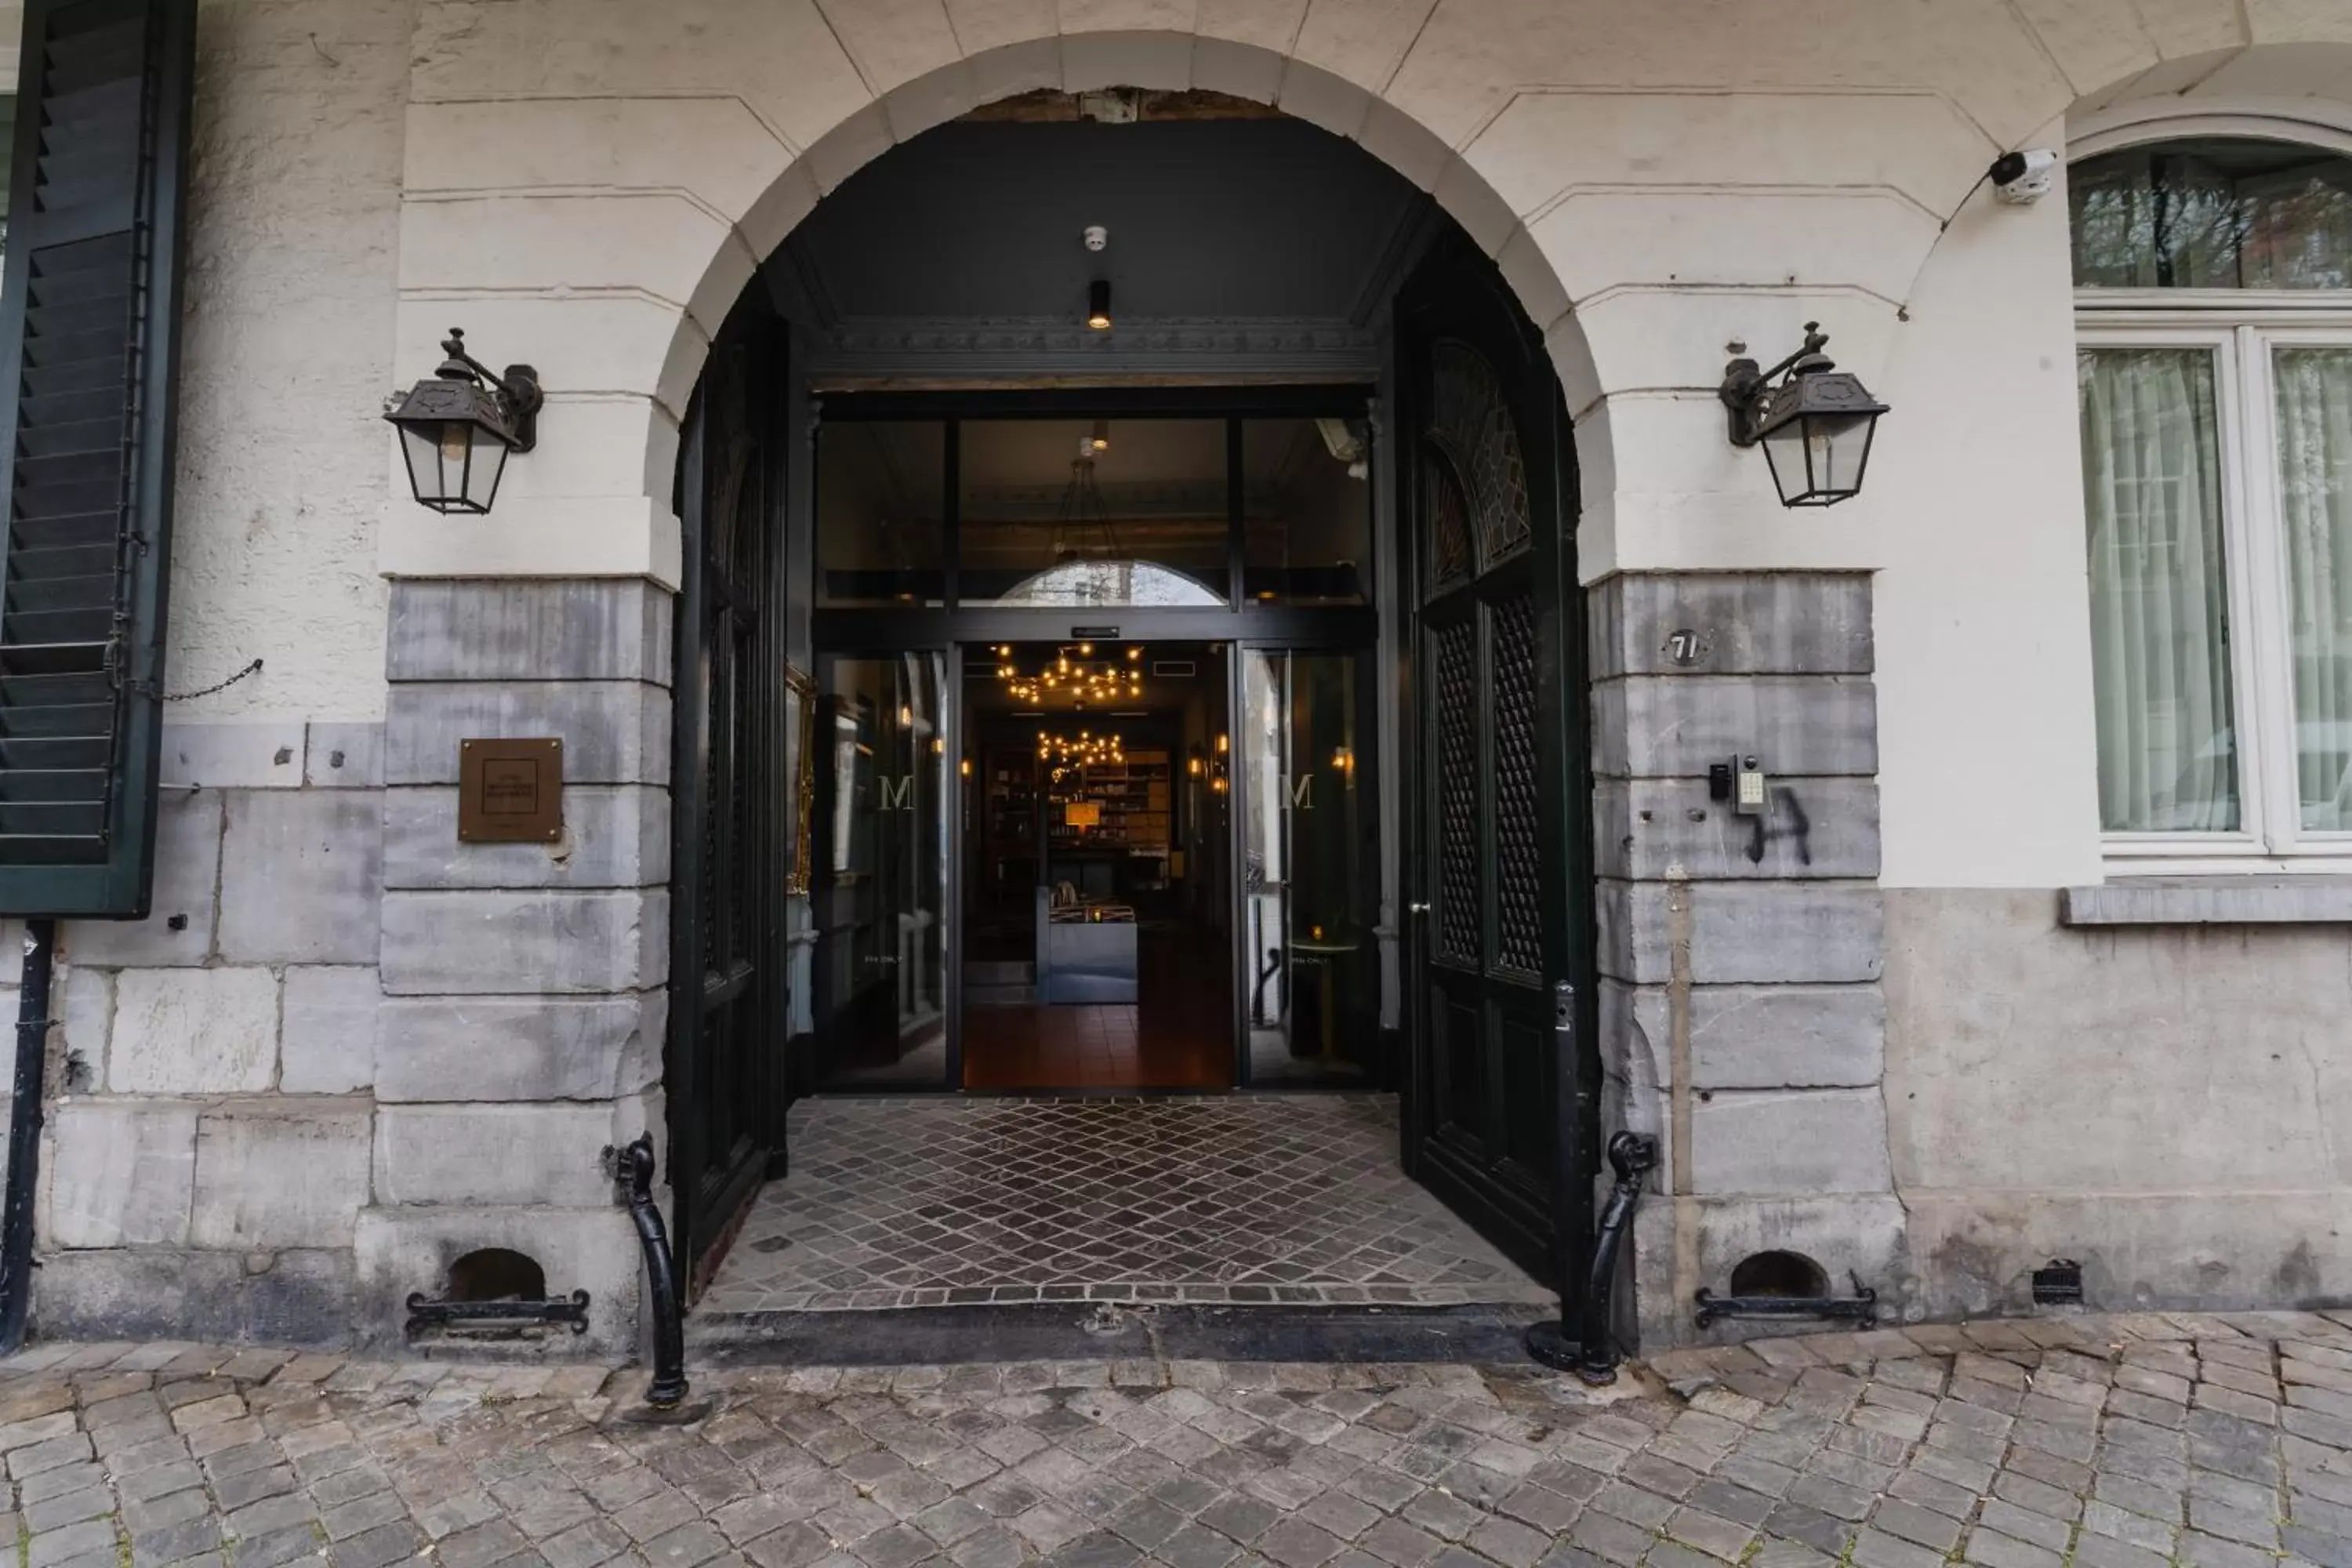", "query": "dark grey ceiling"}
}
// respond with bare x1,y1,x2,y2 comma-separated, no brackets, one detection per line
771,118,1432,331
